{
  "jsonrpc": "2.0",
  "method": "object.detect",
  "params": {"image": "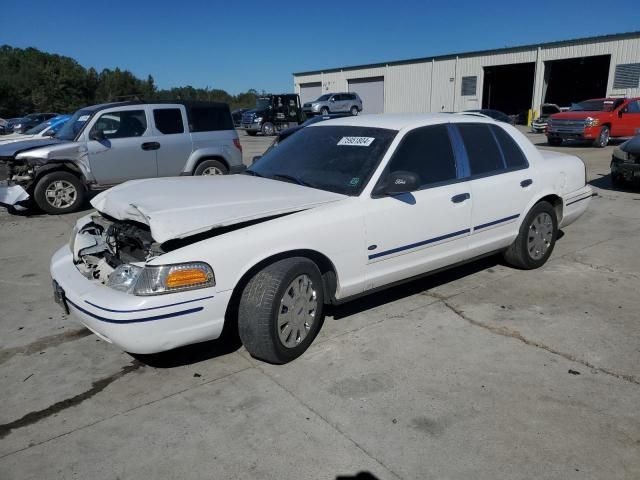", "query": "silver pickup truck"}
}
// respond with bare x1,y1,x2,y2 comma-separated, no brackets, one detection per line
0,100,244,214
